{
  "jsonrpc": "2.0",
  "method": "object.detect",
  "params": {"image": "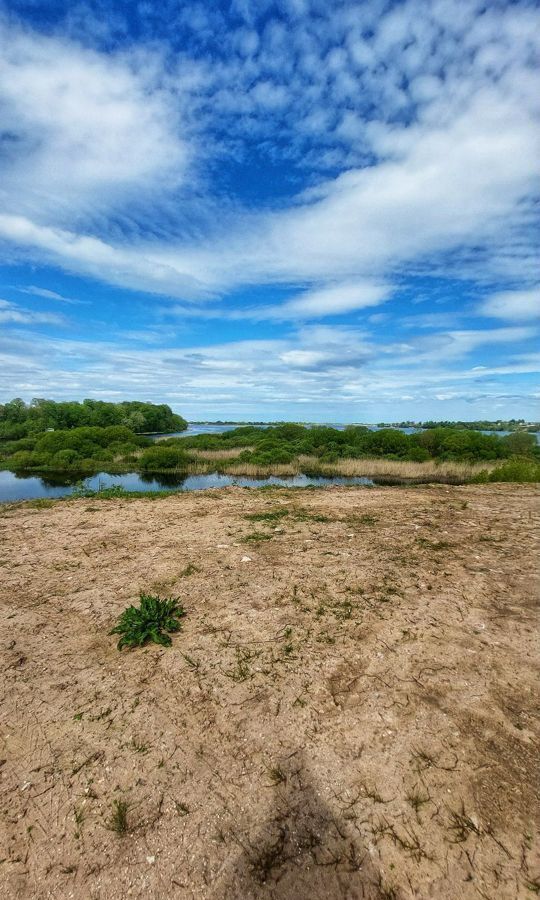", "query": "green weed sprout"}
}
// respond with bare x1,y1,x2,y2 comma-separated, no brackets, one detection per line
110,593,186,650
